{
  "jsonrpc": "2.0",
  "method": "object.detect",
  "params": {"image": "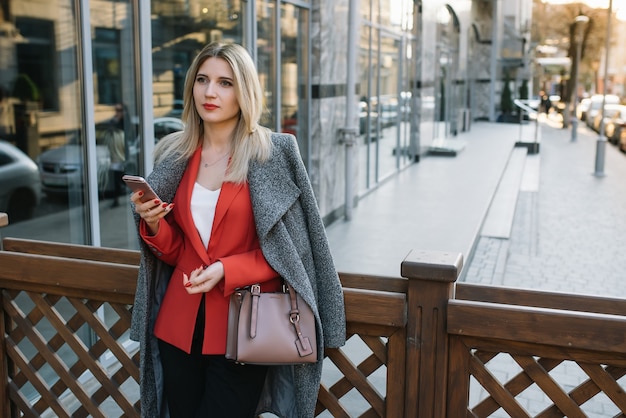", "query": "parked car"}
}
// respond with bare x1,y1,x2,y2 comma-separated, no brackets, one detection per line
585,94,621,128
0,140,42,221
591,103,622,133
38,117,183,195
604,105,626,144
619,127,626,153
165,99,184,117
576,98,591,121
38,124,112,195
